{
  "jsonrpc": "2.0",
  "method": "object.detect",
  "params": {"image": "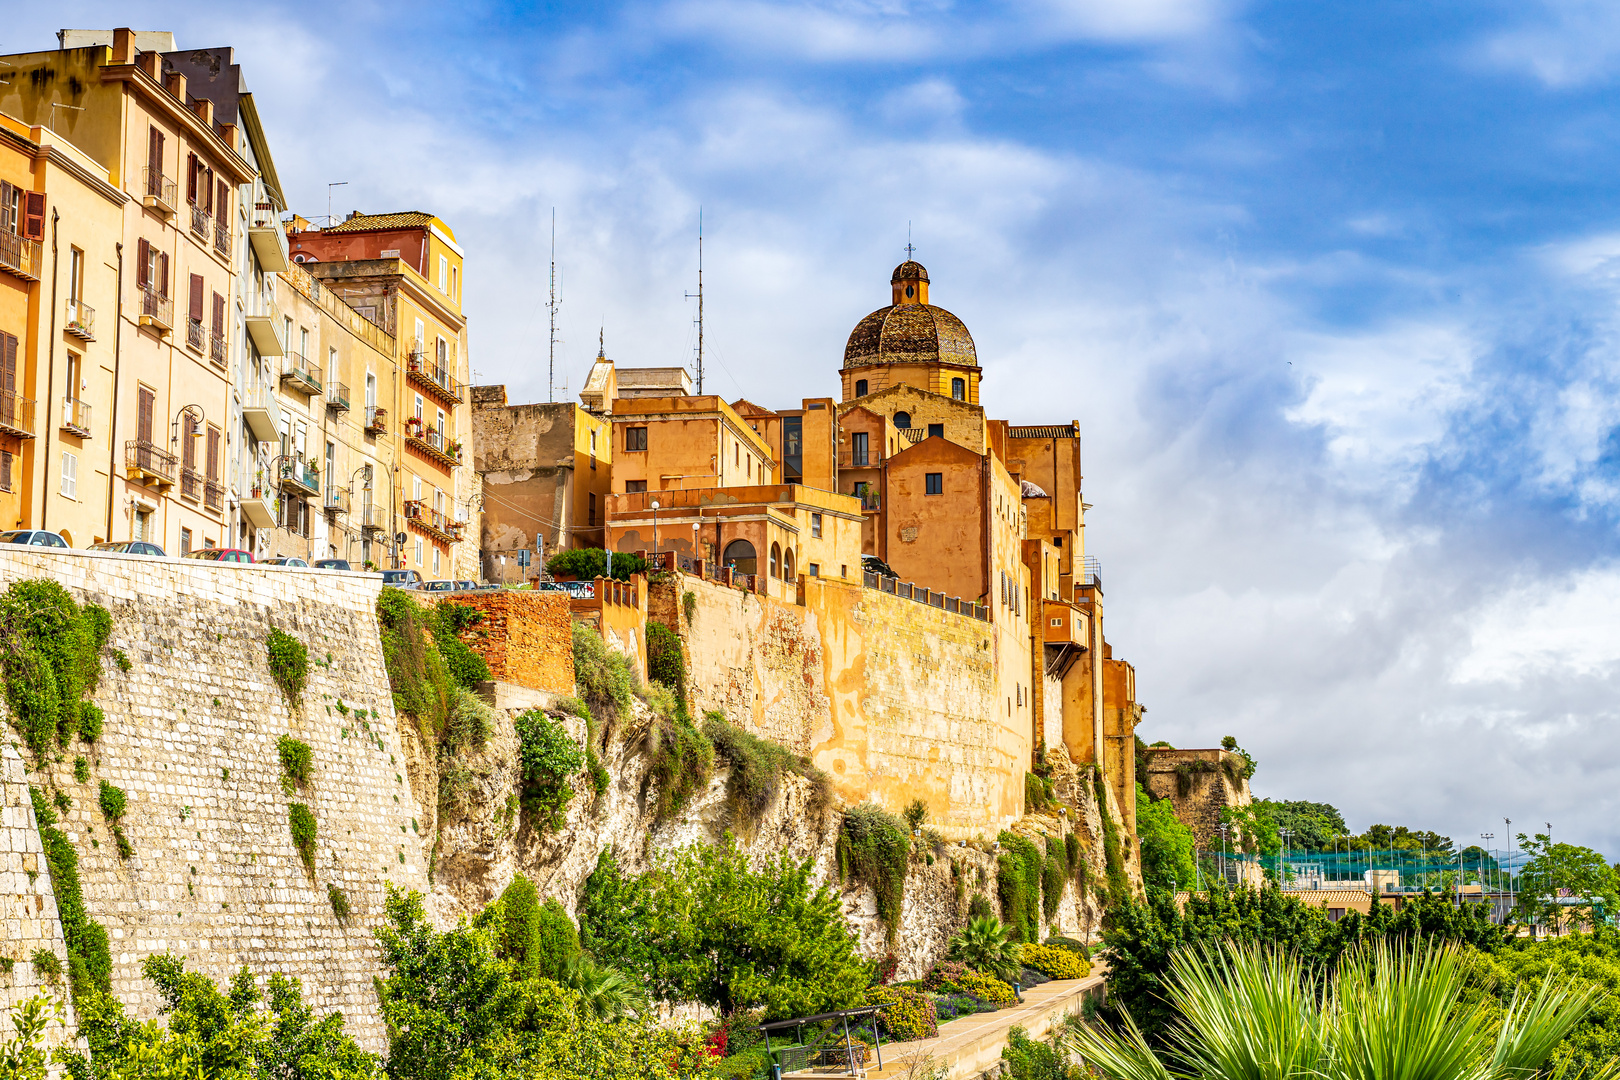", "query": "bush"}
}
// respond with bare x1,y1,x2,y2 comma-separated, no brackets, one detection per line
648,710,714,821
1024,772,1053,812
431,601,492,689
327,883,351,923
923,960,969,991
866,984,939,1042
997,832,1044,943
27,787,109,1008
0,581,112,756
266,628,308,704
514,709,584,830
378,587,457,745
646,621,685,699
545,548,647,582
1020,943,1089,980
1041,849,1066,920
288,803,317,875
572,620,637,721
443,686,496,758
968,893,995,921
277,735,313,789
1044,936,1090,960
836,804,909,943
97,780,126,823
1064,834,1082,882
73,756,89,784
29,949,60,983
956,970,1016,1007
1002,1025,1071,1080
703,712,824,829
78,702,104,744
